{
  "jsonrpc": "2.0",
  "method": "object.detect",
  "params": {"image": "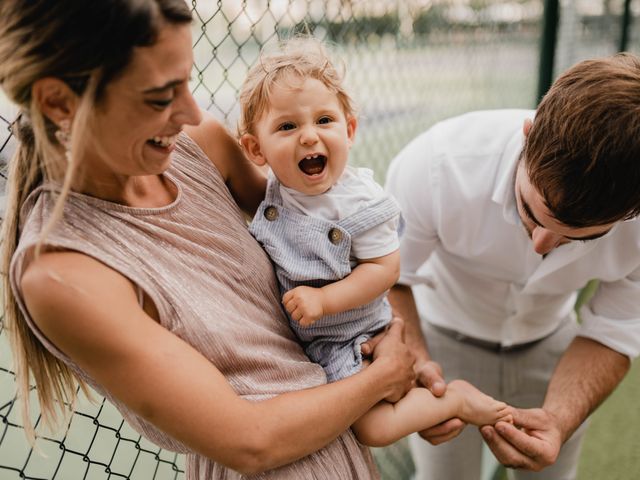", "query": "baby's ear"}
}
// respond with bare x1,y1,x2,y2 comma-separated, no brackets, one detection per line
239,133,266,166
346,115,358,147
